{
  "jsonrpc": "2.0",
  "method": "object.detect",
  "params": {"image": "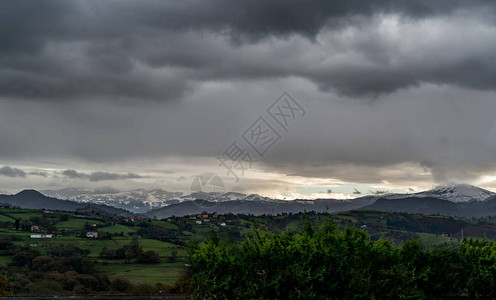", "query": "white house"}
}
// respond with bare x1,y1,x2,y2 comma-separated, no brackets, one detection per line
86,231,98,238
30,234,53,239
